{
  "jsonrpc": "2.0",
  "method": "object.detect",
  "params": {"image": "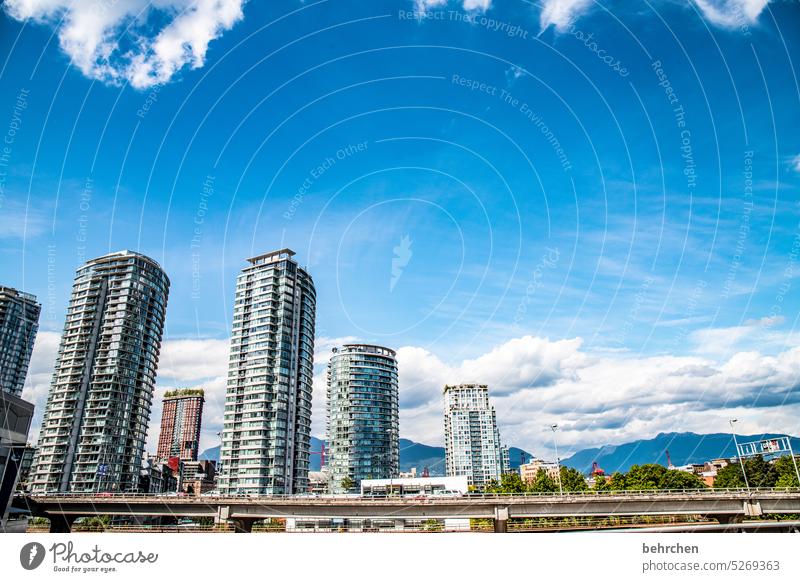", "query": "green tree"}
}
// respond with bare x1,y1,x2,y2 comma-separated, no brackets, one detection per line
743,456,778,488
774,455,800,488
660,469,707,490
624,464,668,490
559,466,588,492
593,474,611,491
608,471,627,491
715,457,778,489
528,469,558,493
340,477,355,492
714,462,746,488
500,472,528,493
